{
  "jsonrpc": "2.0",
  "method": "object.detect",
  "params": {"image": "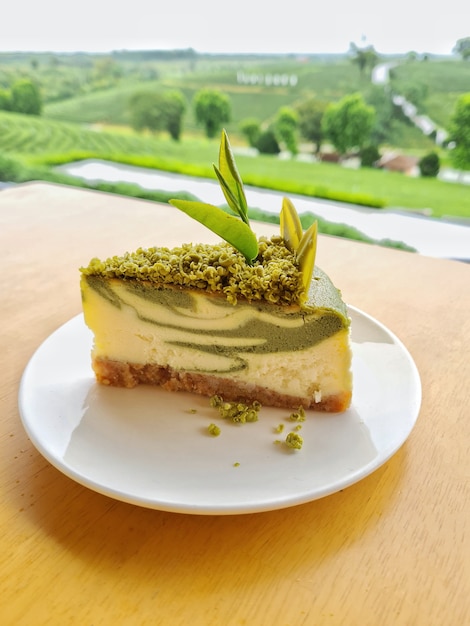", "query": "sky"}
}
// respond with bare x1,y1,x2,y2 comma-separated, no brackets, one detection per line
2,1,469,56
